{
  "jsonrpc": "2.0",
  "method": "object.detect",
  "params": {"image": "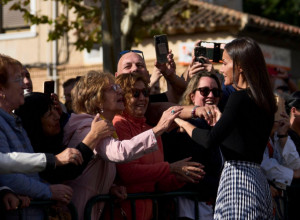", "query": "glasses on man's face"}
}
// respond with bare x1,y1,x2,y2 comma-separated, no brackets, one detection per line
194,87,221,97
132,88,150,98
118,50,144,61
